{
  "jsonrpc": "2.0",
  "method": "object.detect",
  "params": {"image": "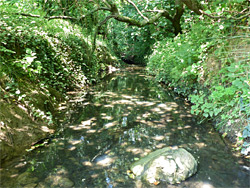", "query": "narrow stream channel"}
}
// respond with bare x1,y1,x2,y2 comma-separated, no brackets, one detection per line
1,66,249,188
